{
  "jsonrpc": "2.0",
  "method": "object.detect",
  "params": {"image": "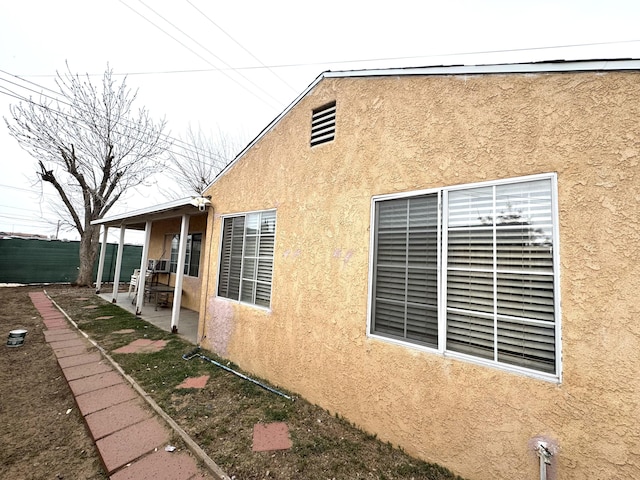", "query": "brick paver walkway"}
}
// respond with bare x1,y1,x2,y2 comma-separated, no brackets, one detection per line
29,291,218,480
